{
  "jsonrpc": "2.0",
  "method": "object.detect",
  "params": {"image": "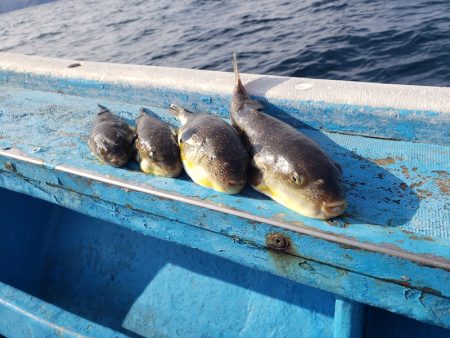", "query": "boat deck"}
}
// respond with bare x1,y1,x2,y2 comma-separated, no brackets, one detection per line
0,54,449,330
